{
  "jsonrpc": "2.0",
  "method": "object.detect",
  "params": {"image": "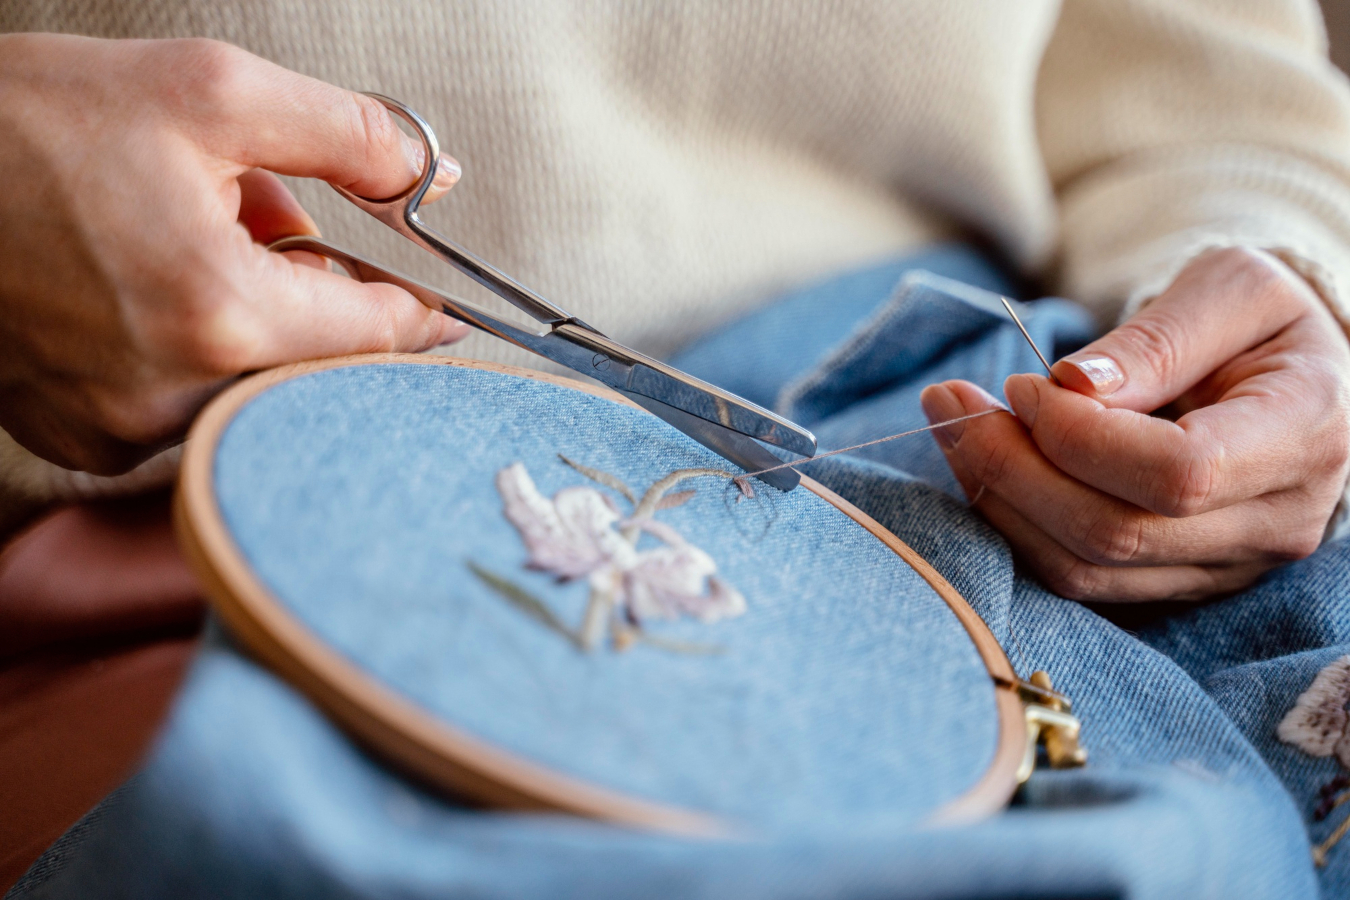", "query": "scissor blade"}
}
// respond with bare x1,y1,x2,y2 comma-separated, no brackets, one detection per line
621,392,801,492
264,236,810,485
267,236,591,362
550,325,818,458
